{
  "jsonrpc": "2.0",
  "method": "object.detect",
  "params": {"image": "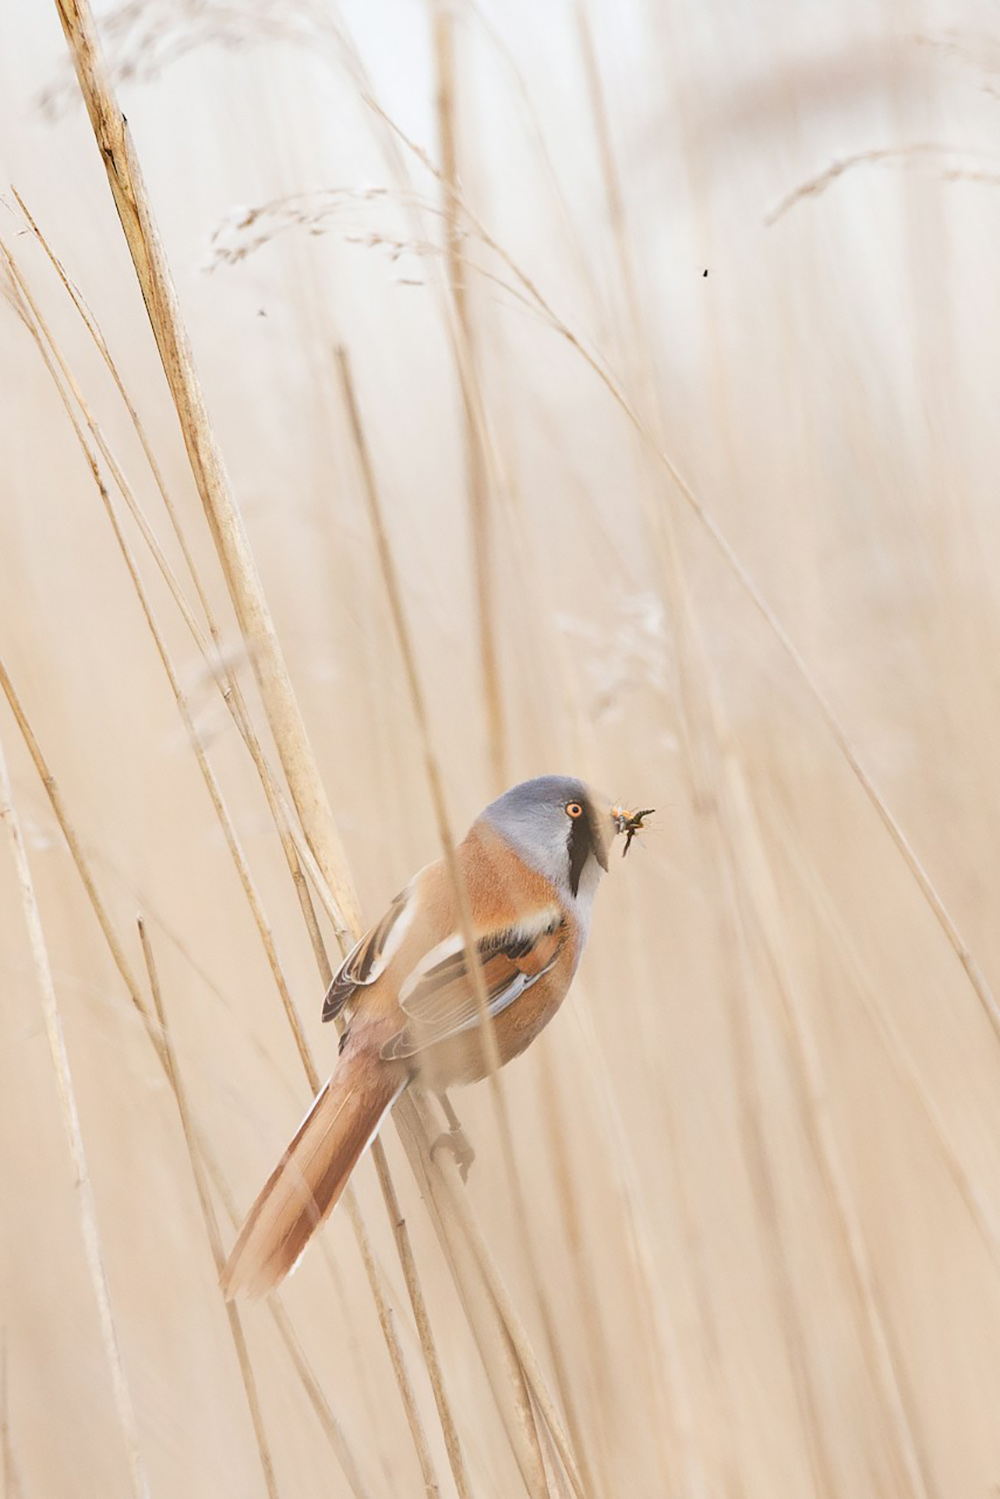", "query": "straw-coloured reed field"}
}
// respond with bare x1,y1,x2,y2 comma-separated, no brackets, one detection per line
2,3,1000,1496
